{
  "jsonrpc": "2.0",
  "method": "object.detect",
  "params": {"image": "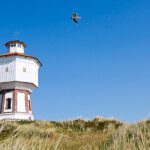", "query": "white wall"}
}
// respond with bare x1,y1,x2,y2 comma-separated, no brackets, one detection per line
0,56,40,88
28,95,30,100
16,57,39,86
17,93,26,112
0,113,34,120
0,57,16,83
9,47,24,53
